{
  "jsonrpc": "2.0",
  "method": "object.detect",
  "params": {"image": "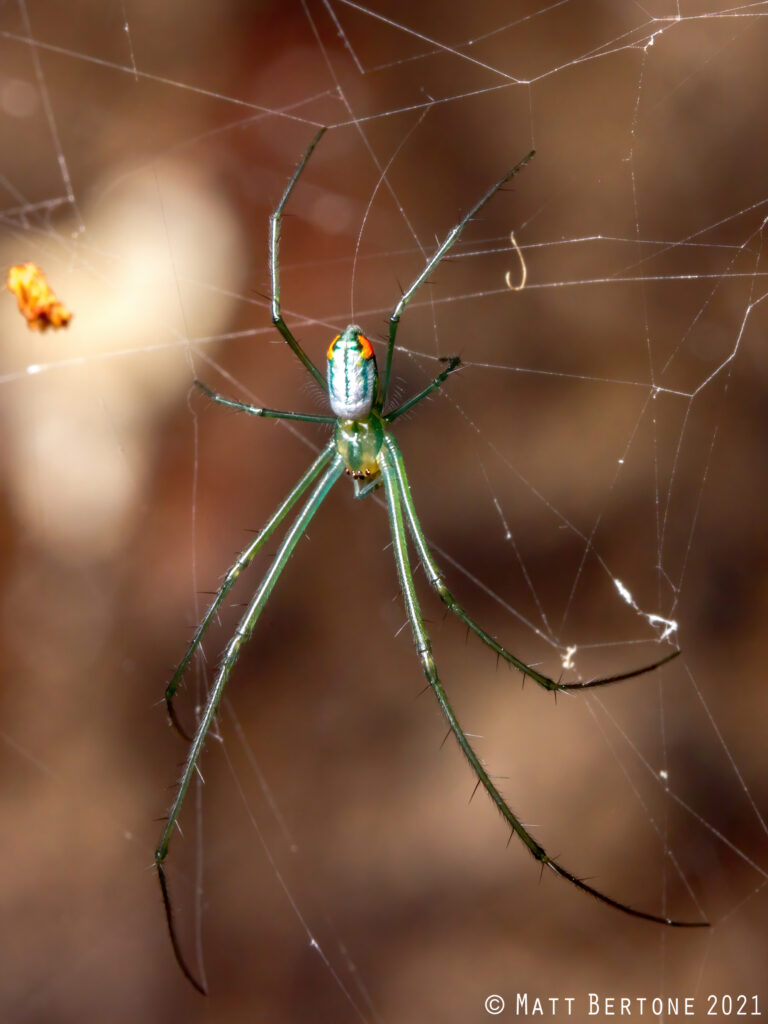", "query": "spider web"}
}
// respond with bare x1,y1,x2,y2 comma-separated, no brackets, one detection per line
0,1,766,1020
